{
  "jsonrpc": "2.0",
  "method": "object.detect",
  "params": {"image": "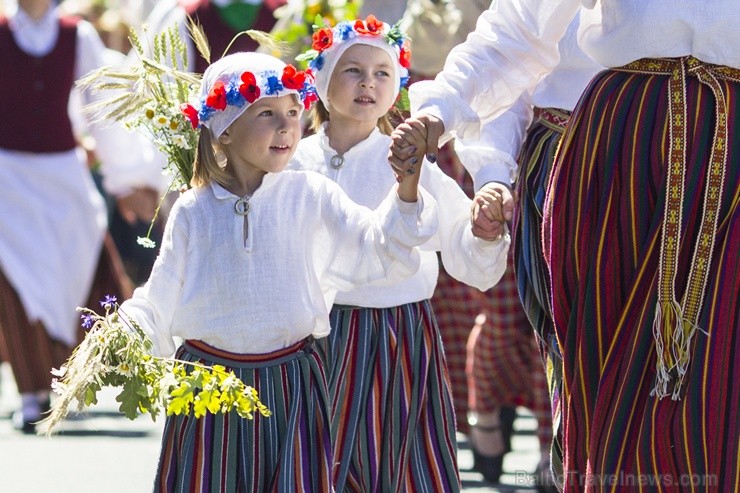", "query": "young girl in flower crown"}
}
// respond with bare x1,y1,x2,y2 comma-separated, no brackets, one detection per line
119,51,437,492
289,16,510,492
